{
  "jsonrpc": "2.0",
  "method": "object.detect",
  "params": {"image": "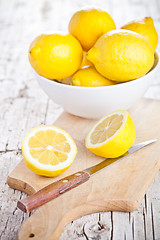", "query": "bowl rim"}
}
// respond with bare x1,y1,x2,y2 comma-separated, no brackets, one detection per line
36,51,159,90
